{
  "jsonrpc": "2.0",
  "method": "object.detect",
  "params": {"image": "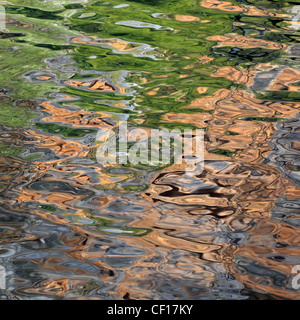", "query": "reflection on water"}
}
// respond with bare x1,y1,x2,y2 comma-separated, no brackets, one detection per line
0,0,300,300
70,36,159,59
